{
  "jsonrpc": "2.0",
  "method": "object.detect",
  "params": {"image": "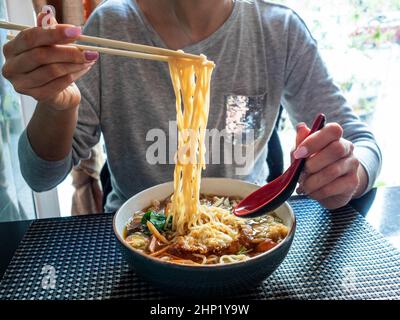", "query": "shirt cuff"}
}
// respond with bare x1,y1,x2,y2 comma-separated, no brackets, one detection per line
353,140,382,198
18,129,73,192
